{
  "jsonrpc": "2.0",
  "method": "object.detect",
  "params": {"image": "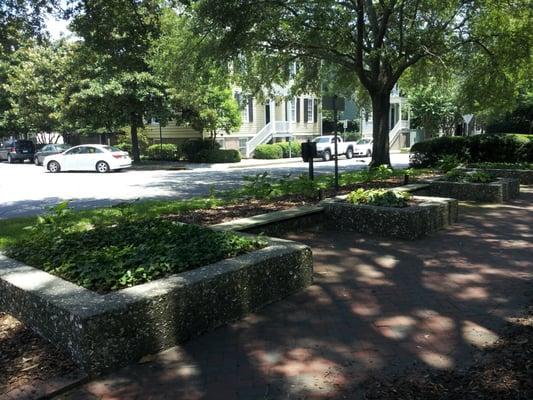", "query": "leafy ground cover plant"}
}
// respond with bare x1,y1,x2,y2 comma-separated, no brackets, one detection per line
5,205,265,292
444,169,496,183
346,188,412,208
467,162,533,170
